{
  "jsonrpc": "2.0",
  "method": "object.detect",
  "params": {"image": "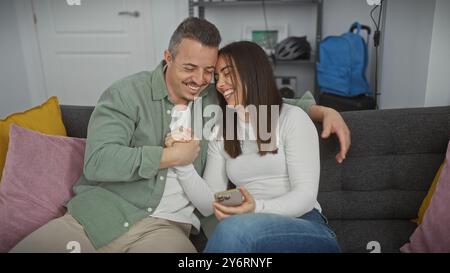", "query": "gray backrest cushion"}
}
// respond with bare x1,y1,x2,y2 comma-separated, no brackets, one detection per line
60,105,94,138
60,105,450,219
317,107,449,221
